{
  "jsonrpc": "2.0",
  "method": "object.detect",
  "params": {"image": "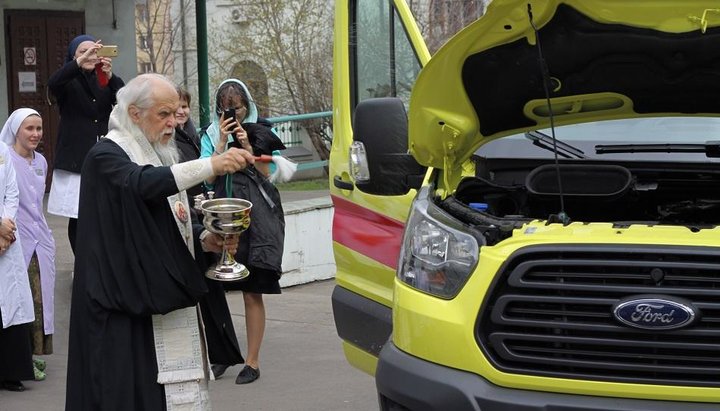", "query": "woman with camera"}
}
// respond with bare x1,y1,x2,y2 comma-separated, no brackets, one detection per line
47,34,125,255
